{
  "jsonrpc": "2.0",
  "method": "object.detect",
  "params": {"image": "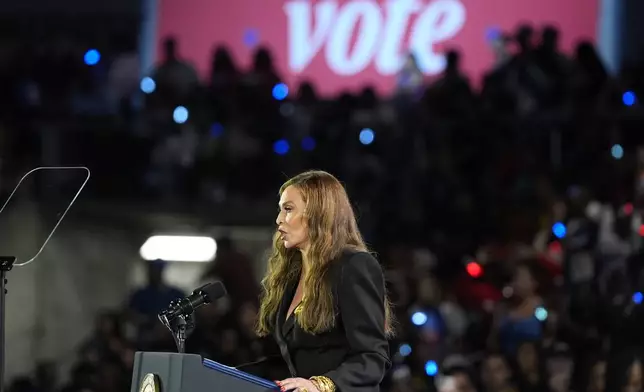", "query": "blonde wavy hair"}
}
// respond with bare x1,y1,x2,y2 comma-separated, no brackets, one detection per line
256,170,394,336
